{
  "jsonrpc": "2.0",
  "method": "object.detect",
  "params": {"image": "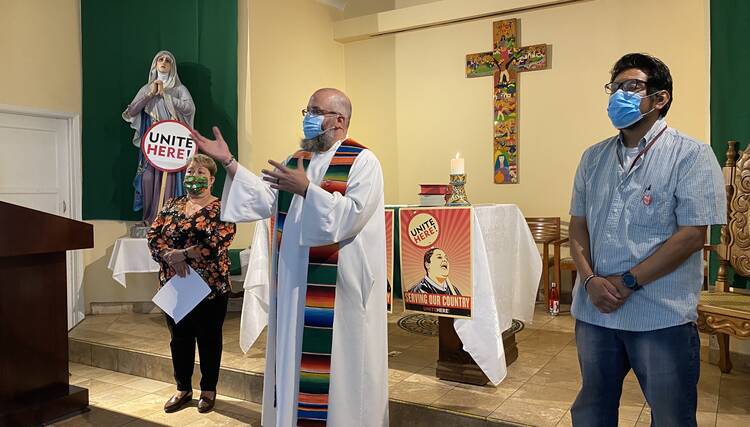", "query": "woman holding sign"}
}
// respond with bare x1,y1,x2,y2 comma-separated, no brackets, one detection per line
123,50,195,224
147,154,236,414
